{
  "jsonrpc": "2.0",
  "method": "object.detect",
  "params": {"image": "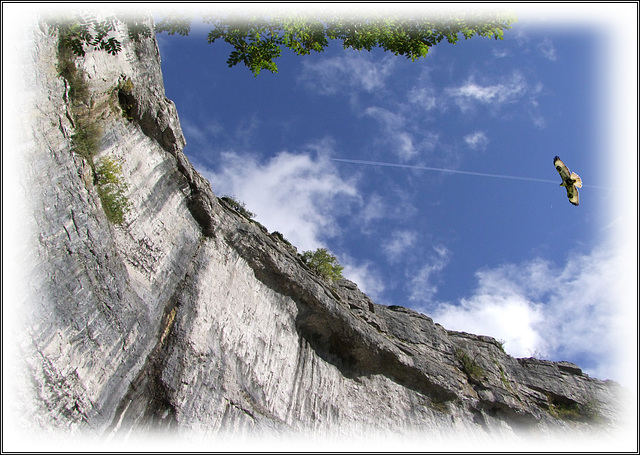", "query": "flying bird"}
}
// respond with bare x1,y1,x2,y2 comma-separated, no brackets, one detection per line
553,156,582,205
